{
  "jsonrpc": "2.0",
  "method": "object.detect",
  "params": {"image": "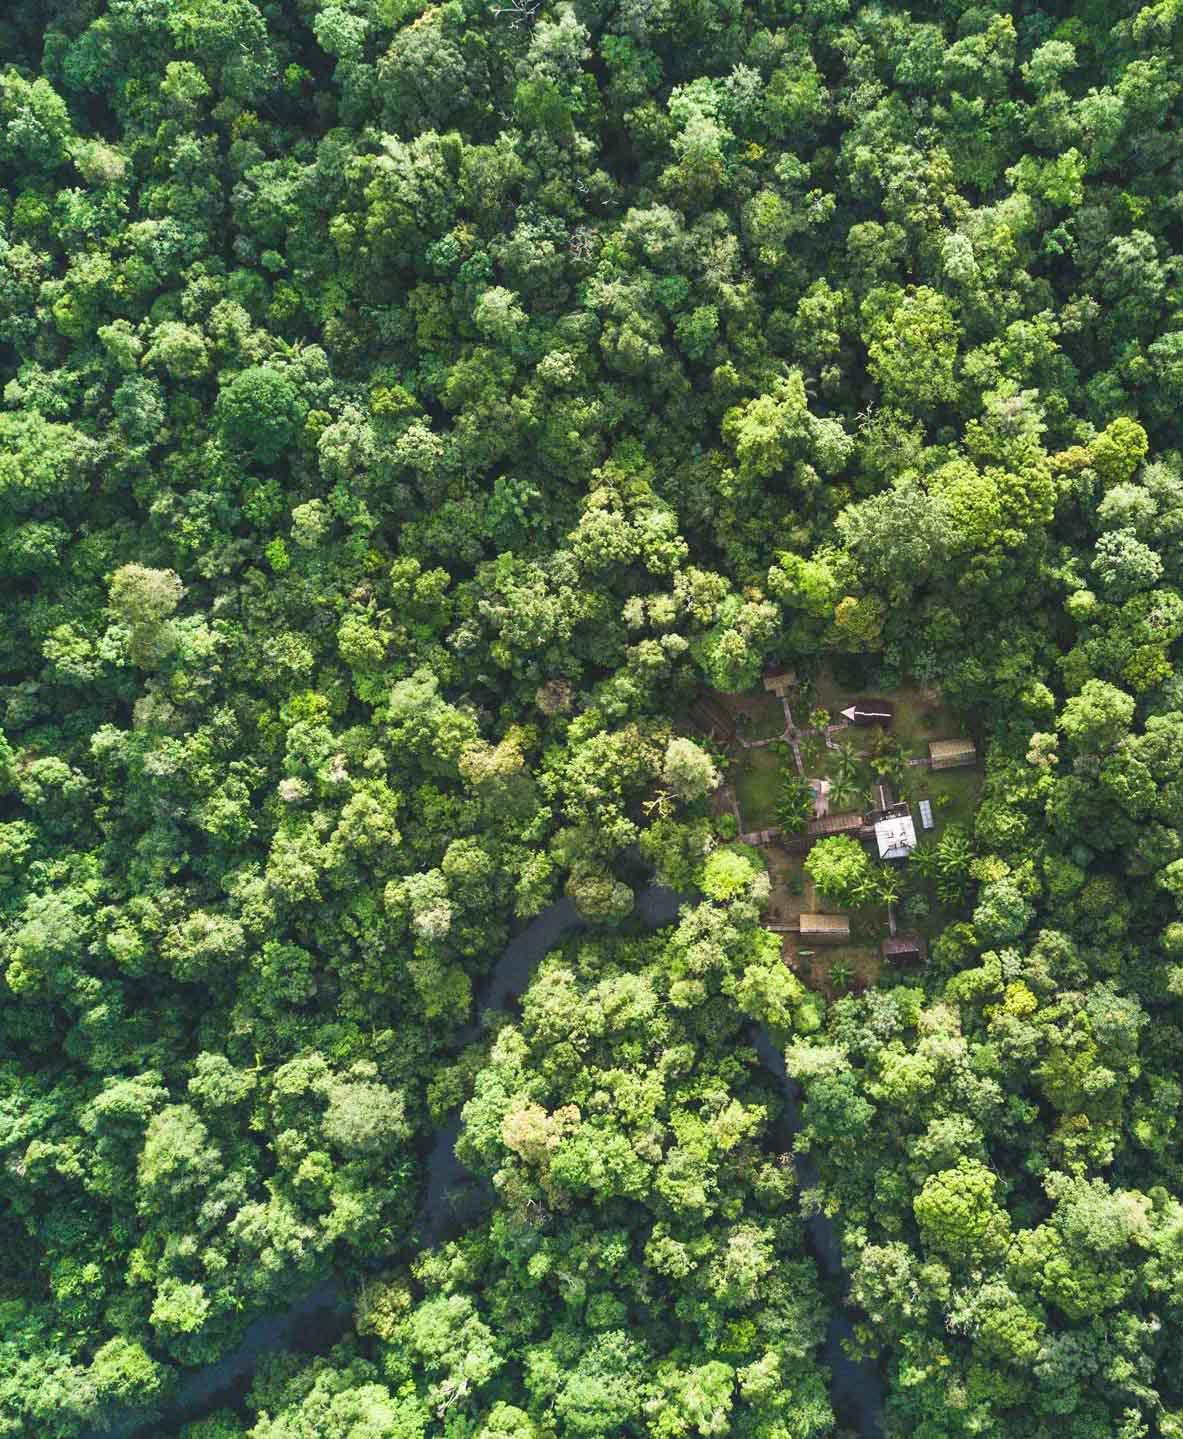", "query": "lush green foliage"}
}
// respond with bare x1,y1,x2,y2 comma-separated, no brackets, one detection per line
4,0,1183,1434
